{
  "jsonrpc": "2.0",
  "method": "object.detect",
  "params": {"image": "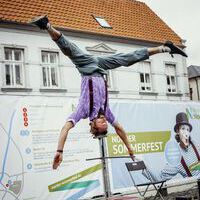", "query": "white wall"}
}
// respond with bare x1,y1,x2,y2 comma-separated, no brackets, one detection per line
0,26,190,101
